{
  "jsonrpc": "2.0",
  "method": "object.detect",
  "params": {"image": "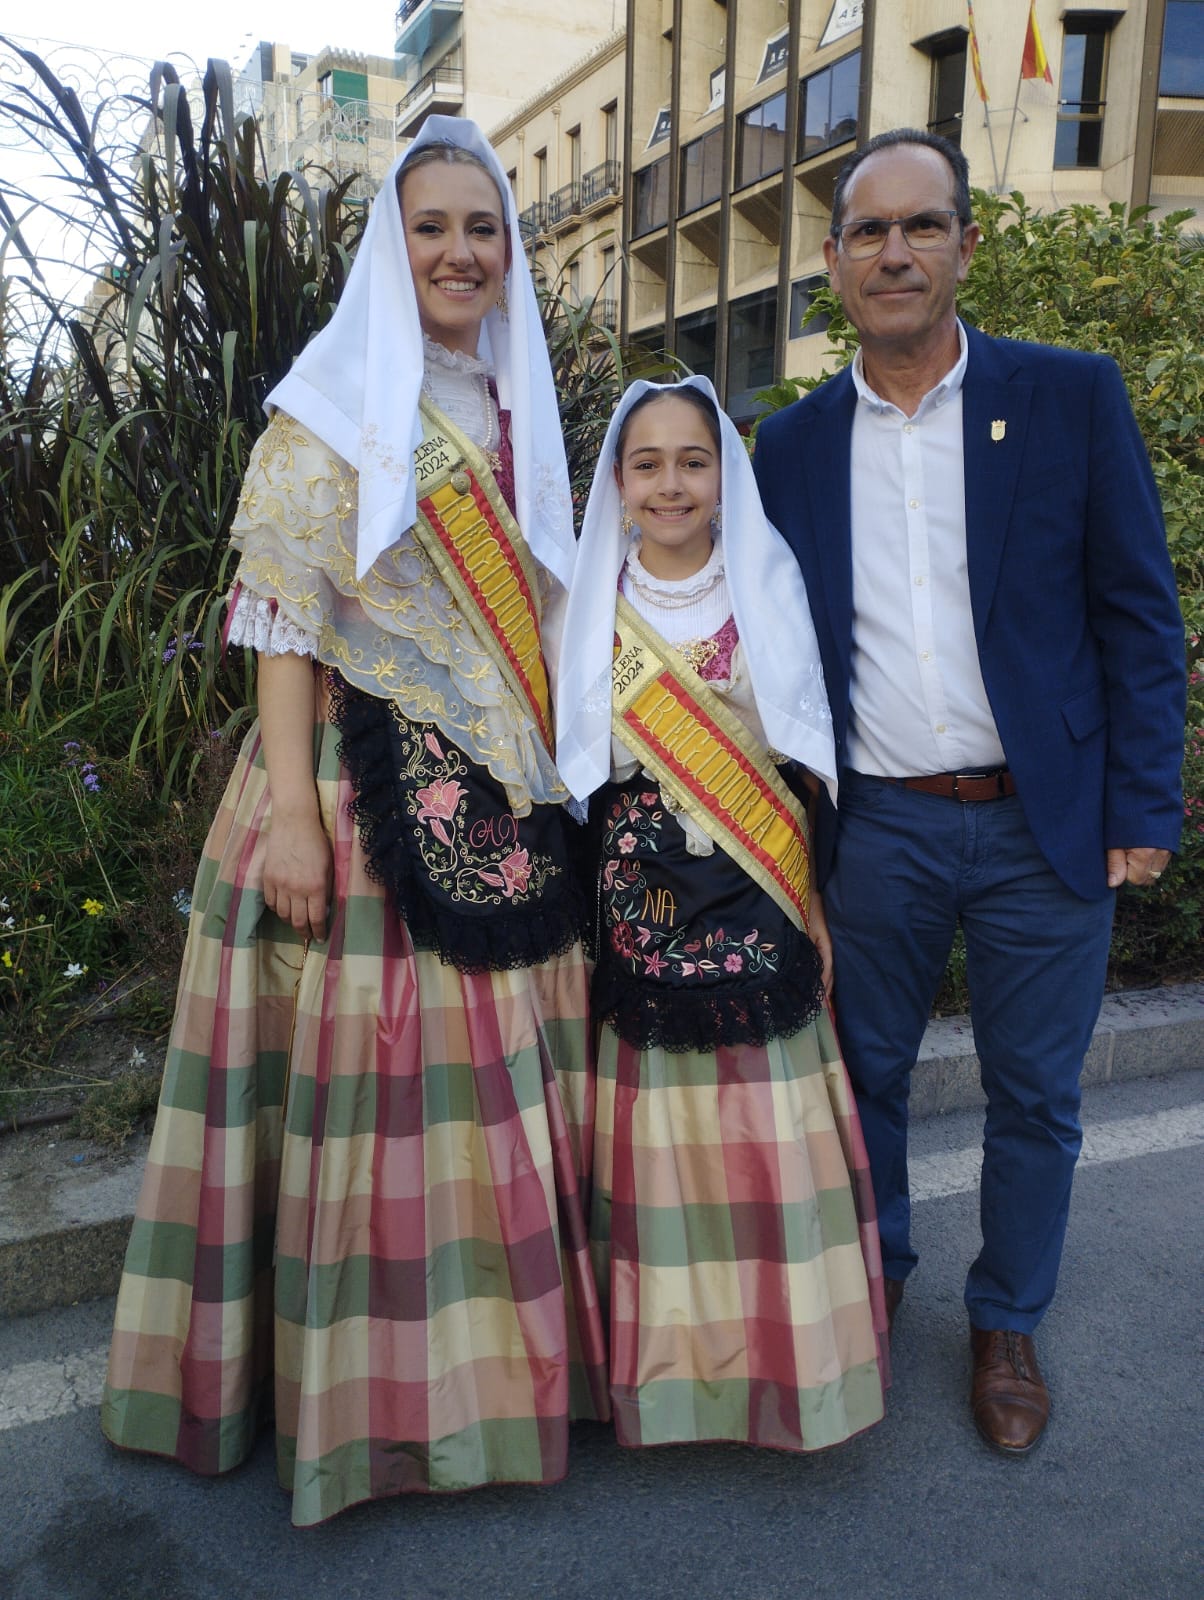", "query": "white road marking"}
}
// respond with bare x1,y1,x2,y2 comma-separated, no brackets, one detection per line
1,1101,1201,1433
909,1101,1204,1202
